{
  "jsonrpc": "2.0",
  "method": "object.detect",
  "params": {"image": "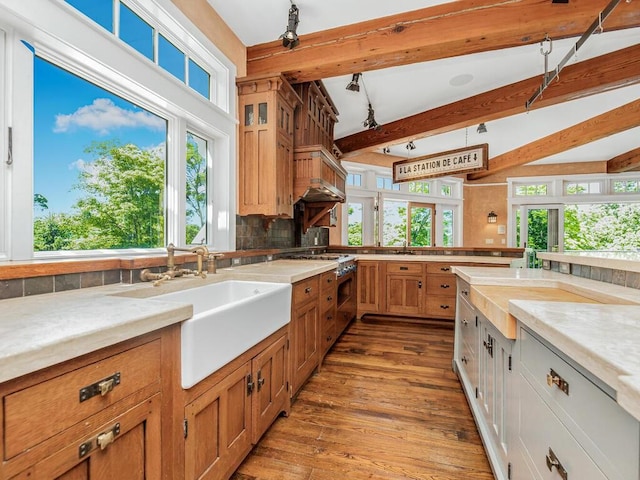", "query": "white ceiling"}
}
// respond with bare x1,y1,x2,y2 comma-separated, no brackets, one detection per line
208,0,640,170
